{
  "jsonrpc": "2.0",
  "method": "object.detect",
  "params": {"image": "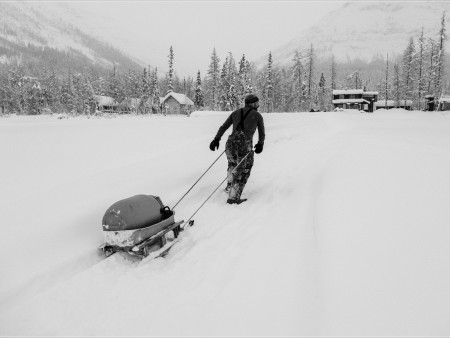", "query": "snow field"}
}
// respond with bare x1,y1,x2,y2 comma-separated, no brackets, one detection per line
0,110,449,336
